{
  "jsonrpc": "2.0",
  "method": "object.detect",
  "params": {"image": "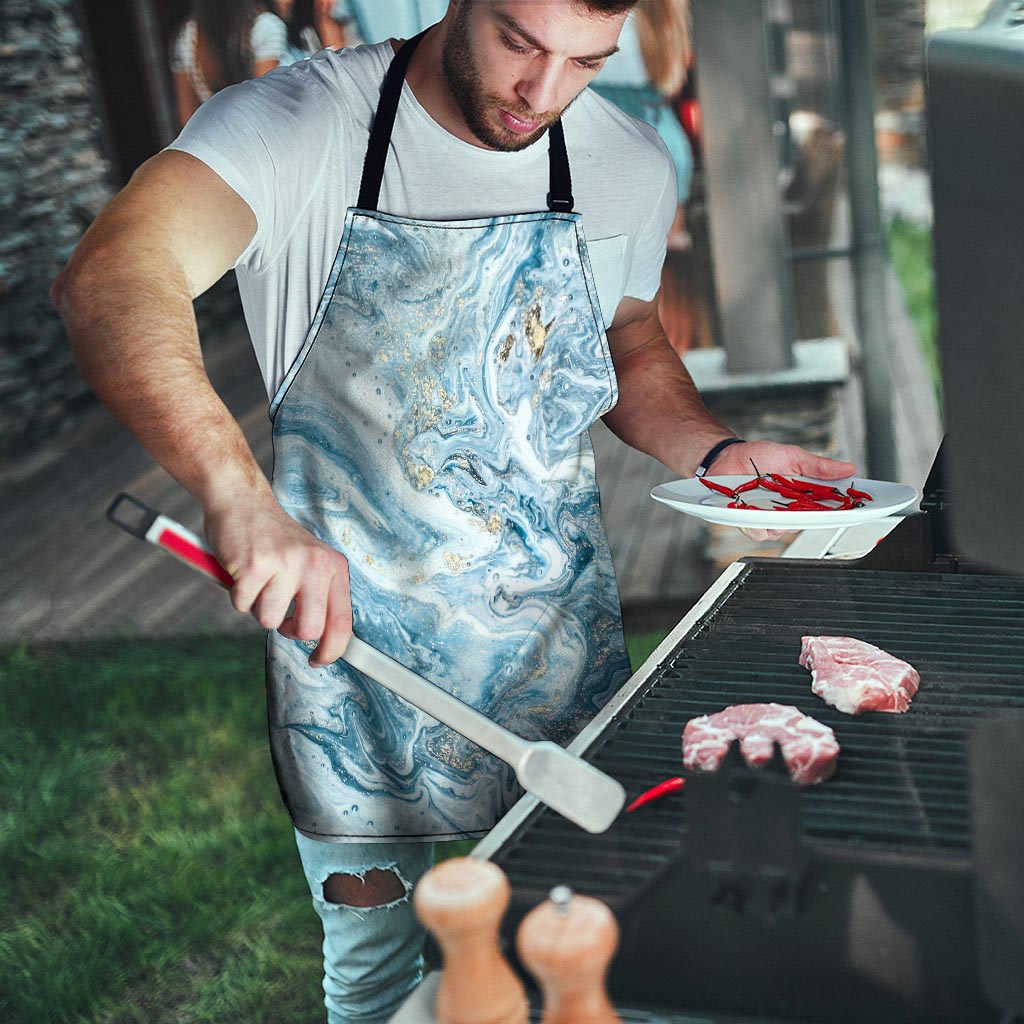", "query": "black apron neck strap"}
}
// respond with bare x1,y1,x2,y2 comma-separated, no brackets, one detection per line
357,30,575,215
545,119,574,213
357,30,427,212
